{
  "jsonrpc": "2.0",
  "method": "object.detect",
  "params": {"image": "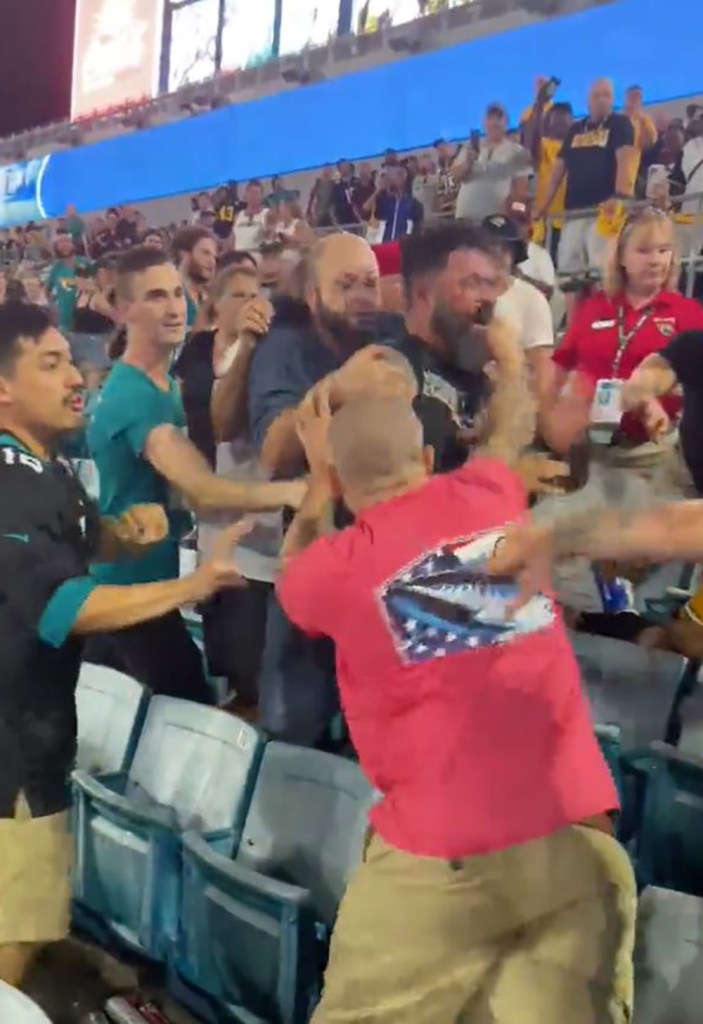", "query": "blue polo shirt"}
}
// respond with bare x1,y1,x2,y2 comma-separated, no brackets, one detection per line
248,323,342,463
87,362,191,584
